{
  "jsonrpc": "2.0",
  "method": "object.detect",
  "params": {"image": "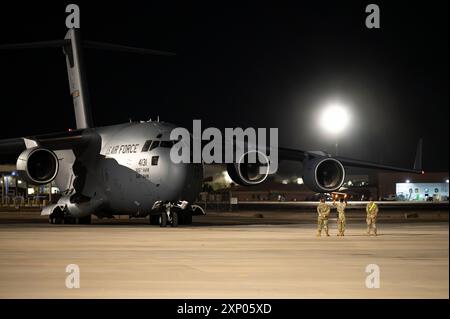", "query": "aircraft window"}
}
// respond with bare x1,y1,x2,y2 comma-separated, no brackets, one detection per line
151,156,159,166
160,141,173,148
141,140,152,152
149,140,160,151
